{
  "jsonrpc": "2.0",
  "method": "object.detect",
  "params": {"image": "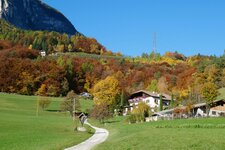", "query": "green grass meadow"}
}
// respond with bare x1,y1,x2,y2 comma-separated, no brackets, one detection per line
1,90,225,150
92,89,225,150
0,93,93,150
93,117,225,150
218,88,225,100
